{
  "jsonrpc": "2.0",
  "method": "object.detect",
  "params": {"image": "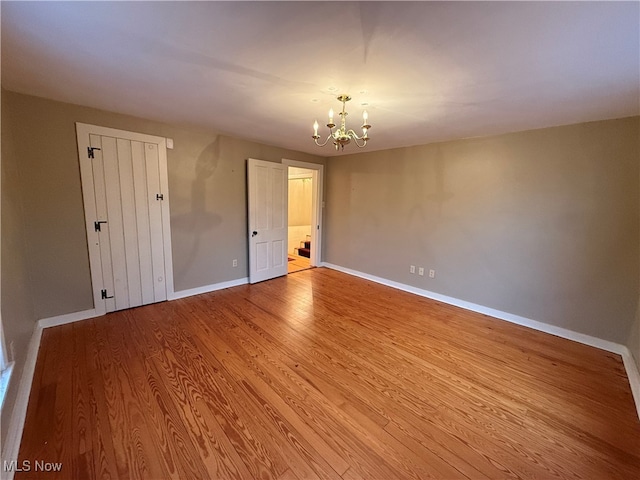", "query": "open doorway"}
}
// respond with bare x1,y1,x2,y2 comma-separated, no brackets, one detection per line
282,159,323,274
287,166,314,273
